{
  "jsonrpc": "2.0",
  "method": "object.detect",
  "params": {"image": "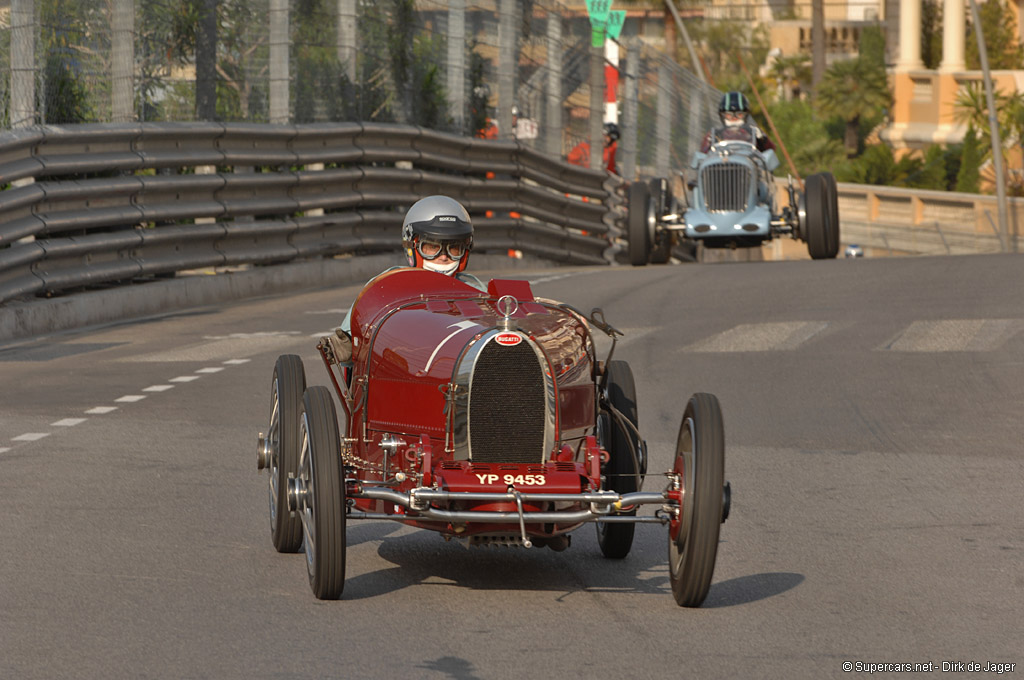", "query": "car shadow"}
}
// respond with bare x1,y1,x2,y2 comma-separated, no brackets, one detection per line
701,571,805,608
339,526,801,608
